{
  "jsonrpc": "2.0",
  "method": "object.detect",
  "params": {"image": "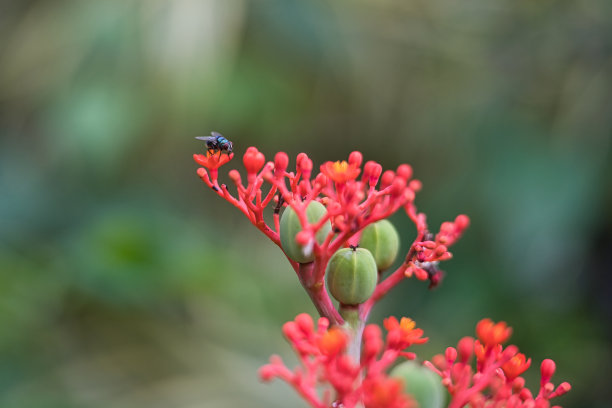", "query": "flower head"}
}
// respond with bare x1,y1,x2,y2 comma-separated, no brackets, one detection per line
193,150,234,170
362,375,414,408
476,318,512,347
321,160,361,183
502,352,531,380
384,317,428,350
425,319,571,408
